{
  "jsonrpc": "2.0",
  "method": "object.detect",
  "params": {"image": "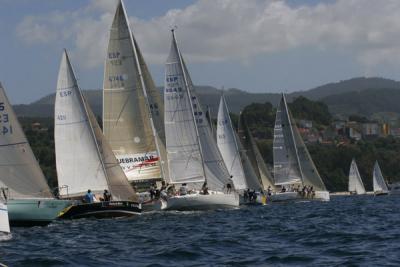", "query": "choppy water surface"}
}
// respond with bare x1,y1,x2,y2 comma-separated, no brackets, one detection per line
1,195,400,266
